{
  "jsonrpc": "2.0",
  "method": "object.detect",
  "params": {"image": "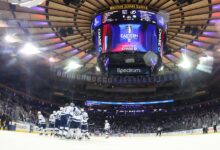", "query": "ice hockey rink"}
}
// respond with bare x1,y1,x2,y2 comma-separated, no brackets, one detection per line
0,131,219,150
